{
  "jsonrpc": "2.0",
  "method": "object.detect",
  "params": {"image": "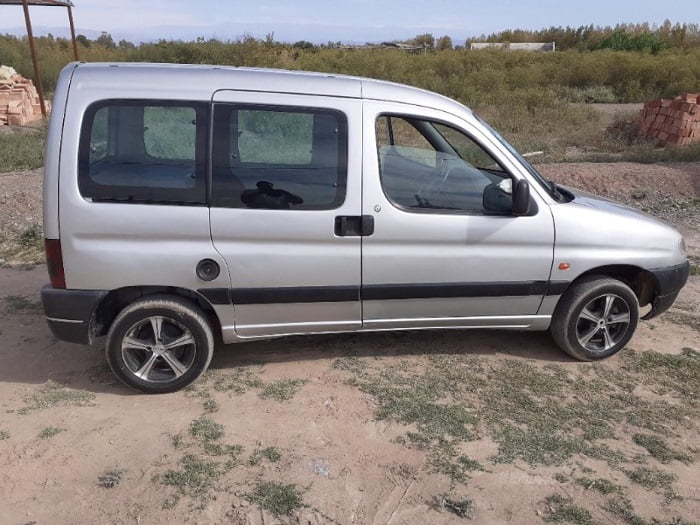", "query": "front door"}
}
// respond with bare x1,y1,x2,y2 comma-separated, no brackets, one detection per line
209,91,362,338
360,101,555,329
